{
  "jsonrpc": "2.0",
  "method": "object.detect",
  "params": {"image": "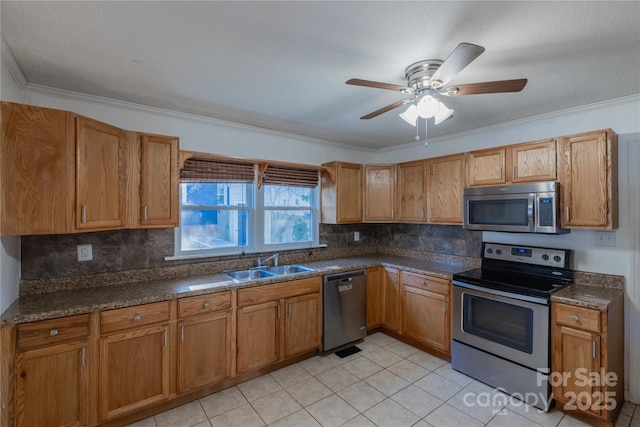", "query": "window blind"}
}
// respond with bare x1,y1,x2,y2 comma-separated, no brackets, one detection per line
180,158,255,183
262,166,319,188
